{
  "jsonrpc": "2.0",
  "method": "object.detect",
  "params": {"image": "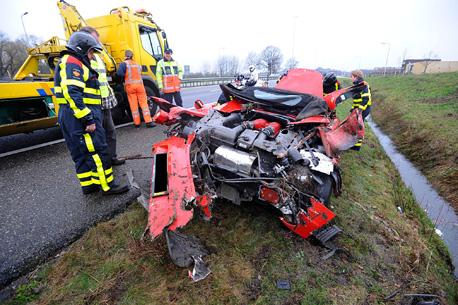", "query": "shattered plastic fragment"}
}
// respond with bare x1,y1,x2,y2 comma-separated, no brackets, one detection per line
164,229,208,267
276,279,291,290
188,255,211,282
435,228,443,237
